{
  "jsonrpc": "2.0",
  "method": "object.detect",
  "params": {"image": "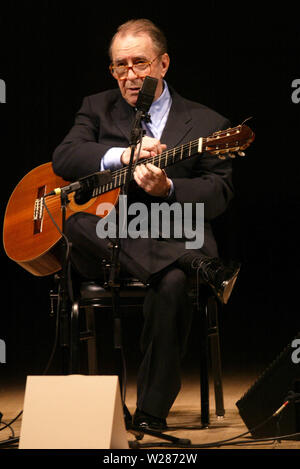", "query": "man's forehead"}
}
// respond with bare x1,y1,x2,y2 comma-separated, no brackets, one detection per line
111,32,154,60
